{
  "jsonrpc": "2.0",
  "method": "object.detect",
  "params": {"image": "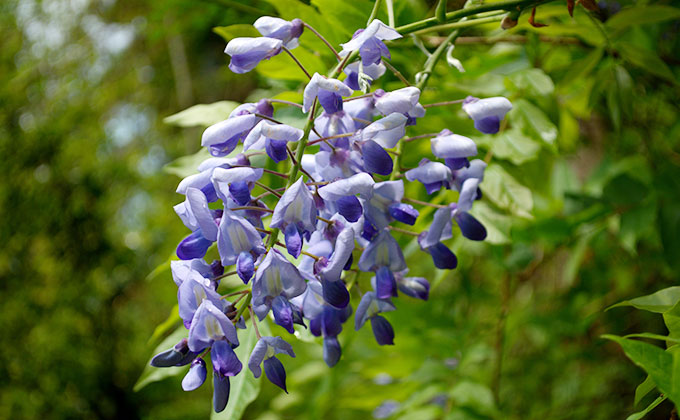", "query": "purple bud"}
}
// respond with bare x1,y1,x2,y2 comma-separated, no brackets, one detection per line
150,339,198,367
272,295,295,334
370,315,395,345
375,266,398,299
177,231,213,260
445,157,470,171
428,242,458,270
323,336,342,367
213,375,230,413
284,223,303,258
225,37,282,74
255,99,274,117
236,251,254,284
388,203,419,225
266,138,289,163
263,356,289,393
321,306,343,337
397,274,430,300
211,340,243,378
454,212,487,241
362,140,393,175
182,358,207,391
322,278,350,309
